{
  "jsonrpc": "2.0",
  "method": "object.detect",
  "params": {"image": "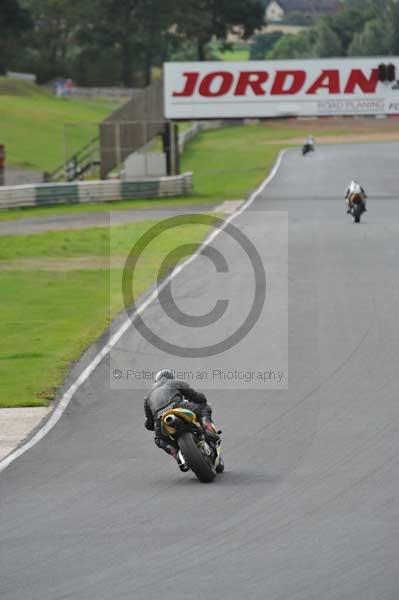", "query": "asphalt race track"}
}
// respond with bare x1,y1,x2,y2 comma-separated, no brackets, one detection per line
1,142,399,600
